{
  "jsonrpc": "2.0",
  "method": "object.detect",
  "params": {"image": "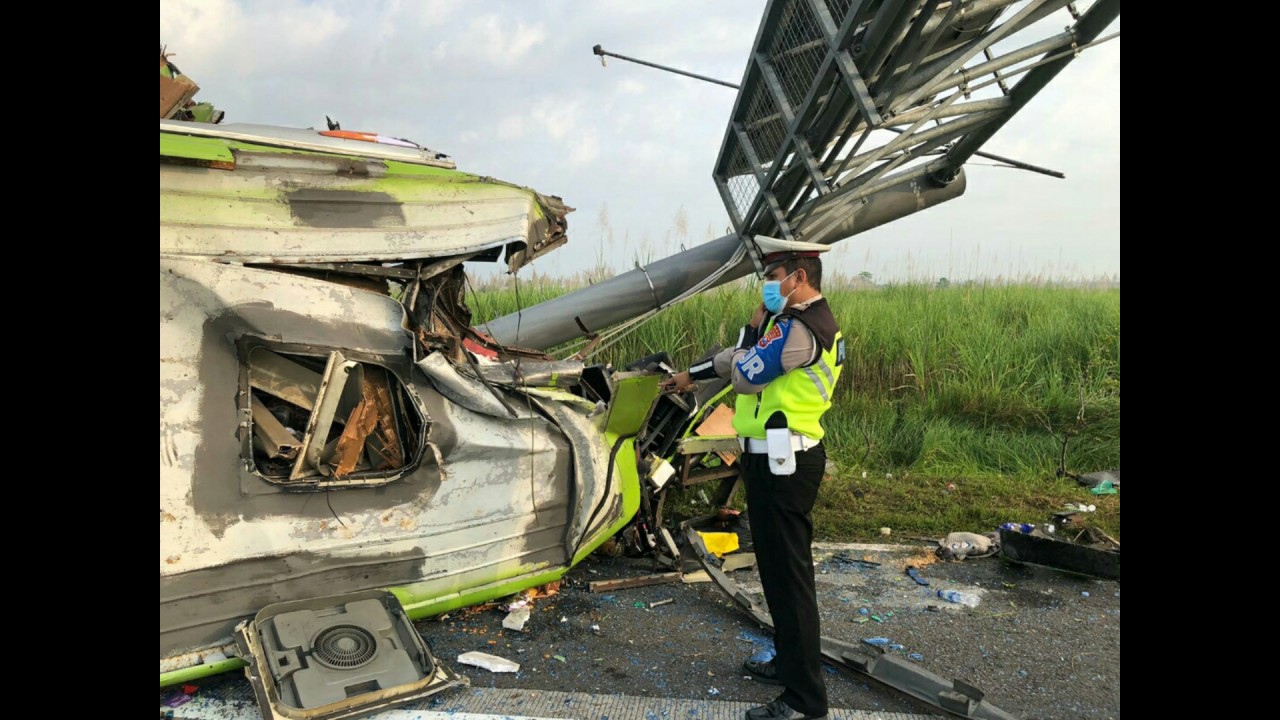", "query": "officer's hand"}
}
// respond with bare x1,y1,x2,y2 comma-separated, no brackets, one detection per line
660,371,693,394
749,303,767,329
